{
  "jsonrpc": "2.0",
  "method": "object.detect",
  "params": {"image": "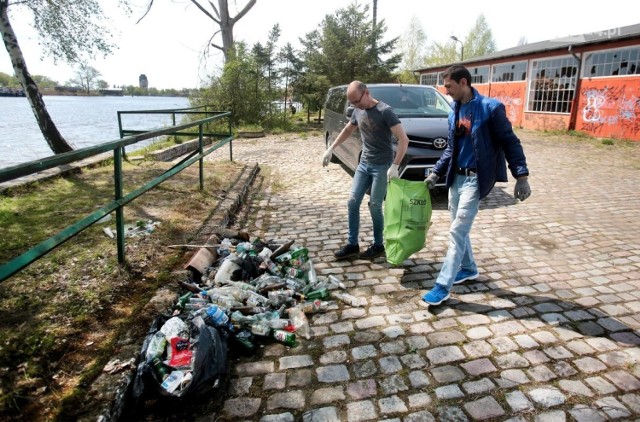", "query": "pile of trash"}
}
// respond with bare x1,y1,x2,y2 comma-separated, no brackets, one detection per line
133,231,363,400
